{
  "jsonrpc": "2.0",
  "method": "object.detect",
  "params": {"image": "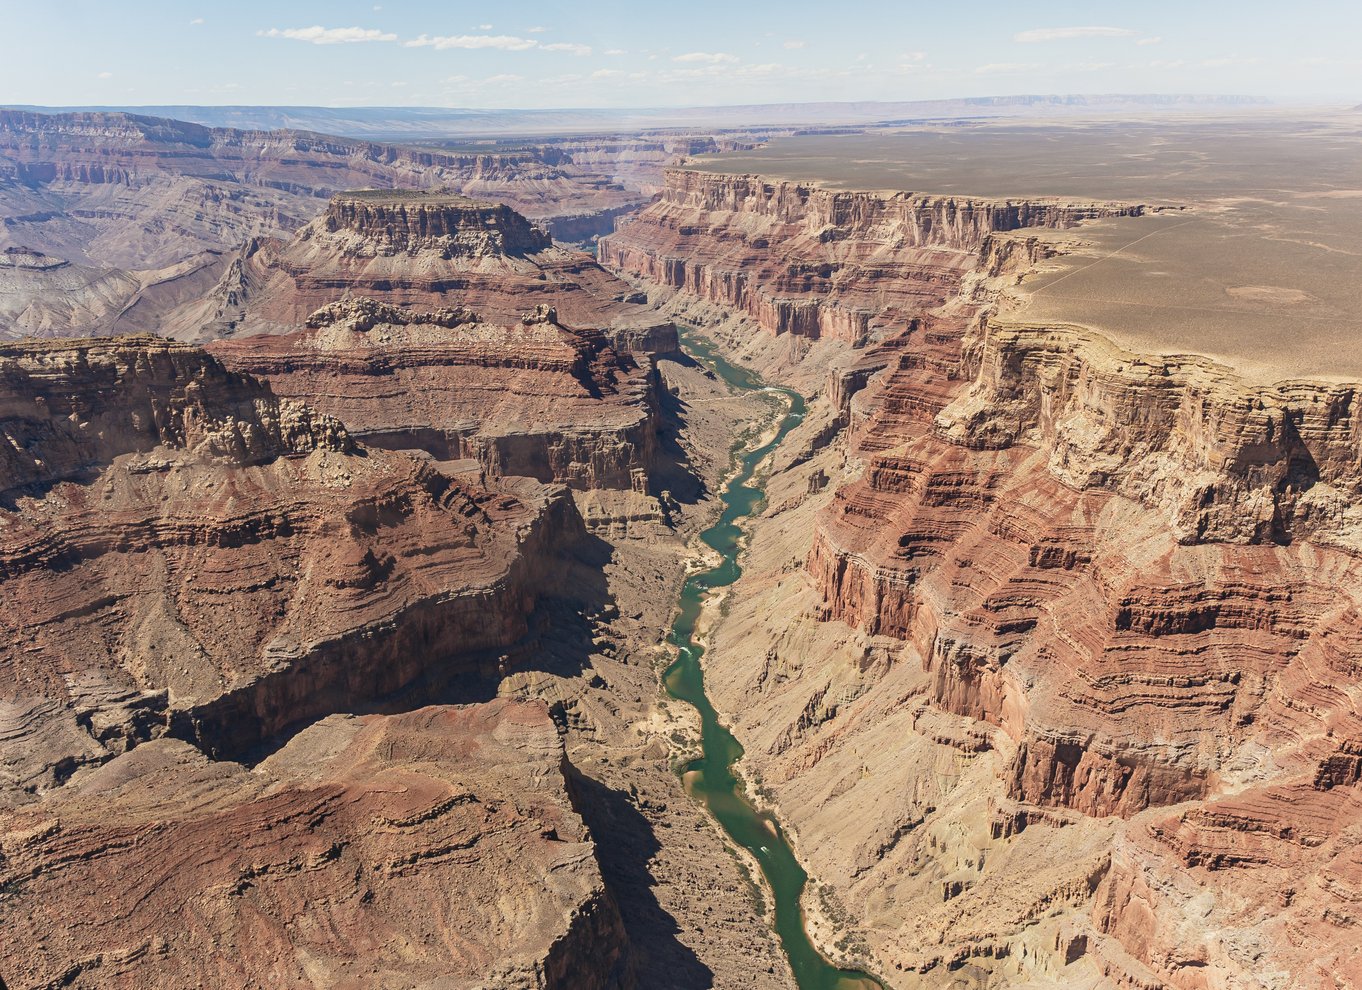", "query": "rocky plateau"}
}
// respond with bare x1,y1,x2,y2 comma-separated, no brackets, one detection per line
0,699,632,989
